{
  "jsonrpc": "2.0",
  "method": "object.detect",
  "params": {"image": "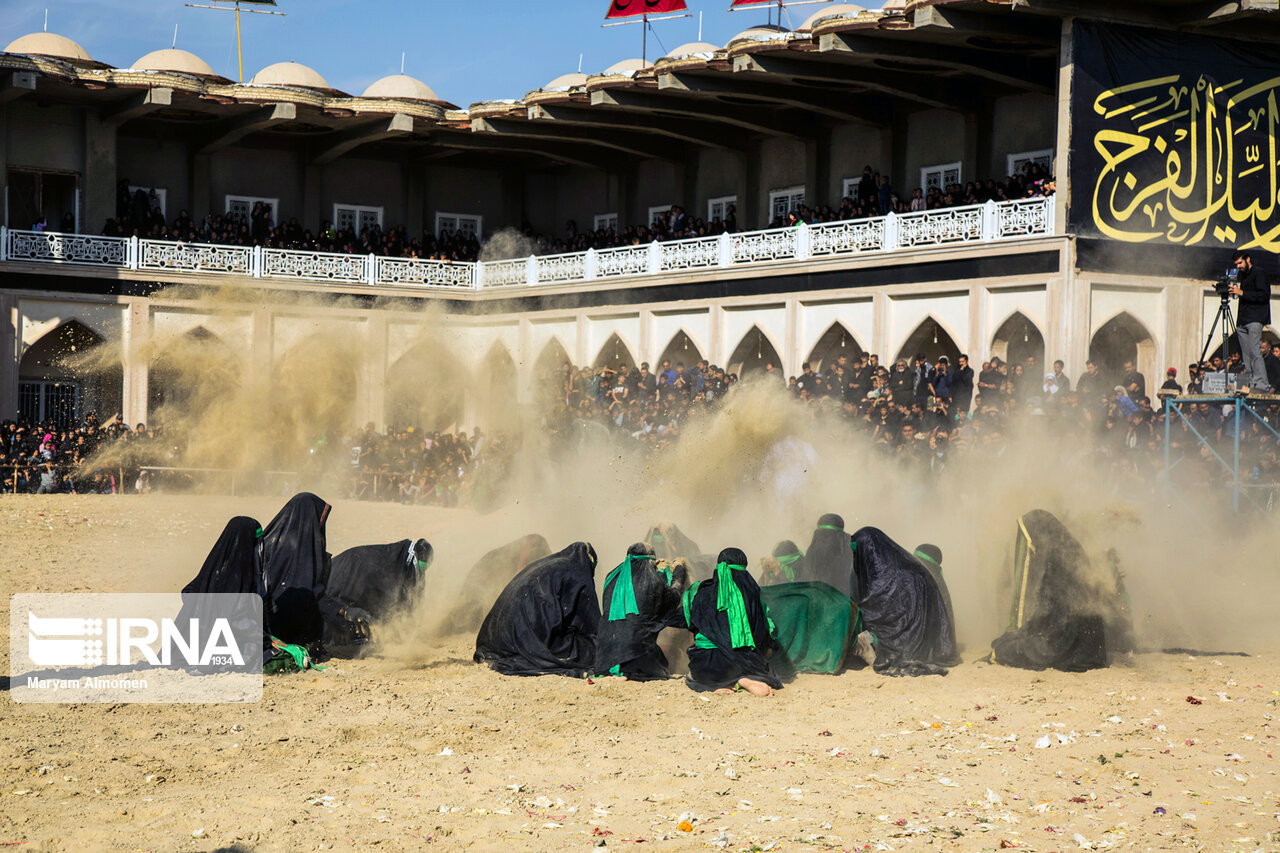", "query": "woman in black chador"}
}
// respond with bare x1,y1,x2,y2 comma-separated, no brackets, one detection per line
594,542,688,680
179,516,269,667
322,538,433,649
804,513,858,599
260,493,331,648
682,547,782,696
474,541,600,677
